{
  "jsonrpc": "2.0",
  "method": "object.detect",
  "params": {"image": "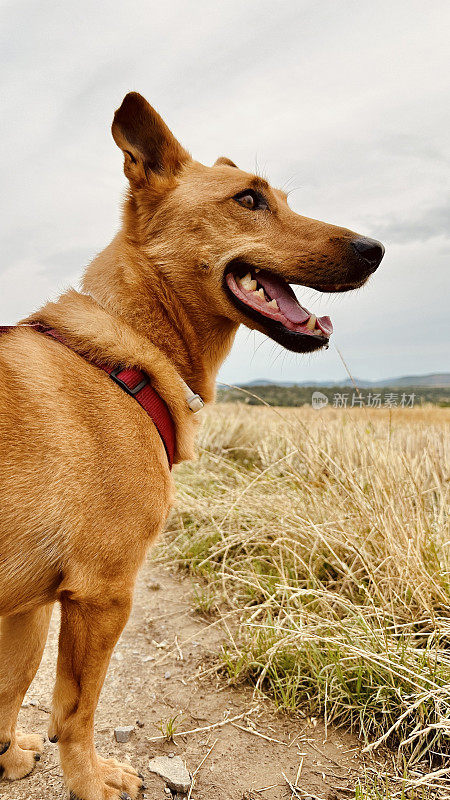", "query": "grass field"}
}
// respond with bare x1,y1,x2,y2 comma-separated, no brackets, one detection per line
155,401,449,796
